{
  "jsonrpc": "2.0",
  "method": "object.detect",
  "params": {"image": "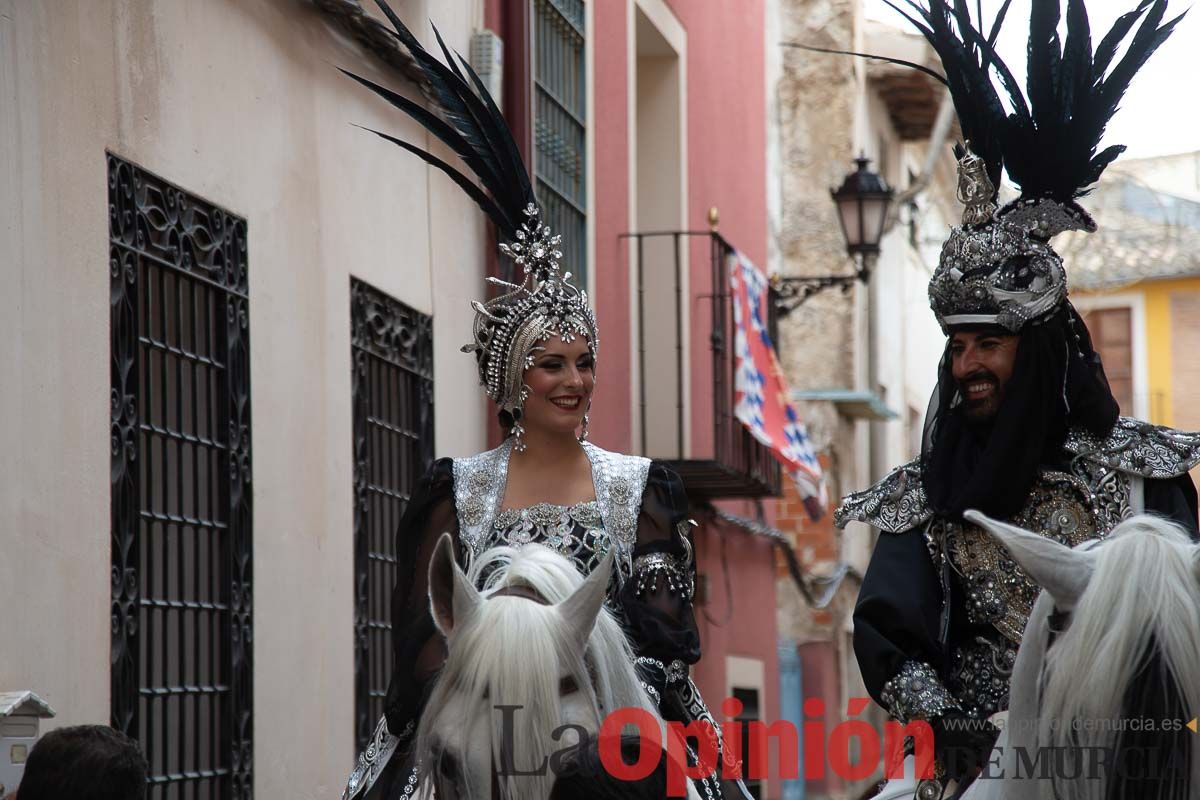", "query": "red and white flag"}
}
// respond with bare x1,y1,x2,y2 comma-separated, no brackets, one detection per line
730,252,827,520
